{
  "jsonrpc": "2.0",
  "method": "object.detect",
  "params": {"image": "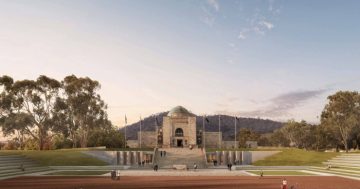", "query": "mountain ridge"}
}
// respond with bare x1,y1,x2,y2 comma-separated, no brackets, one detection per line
119,112,284,140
